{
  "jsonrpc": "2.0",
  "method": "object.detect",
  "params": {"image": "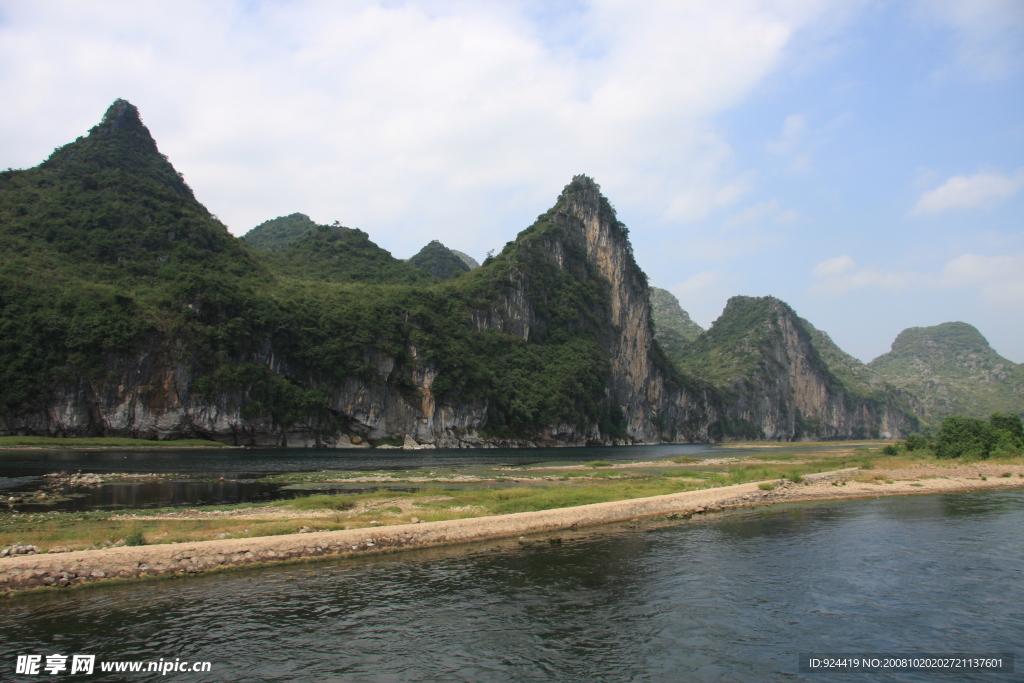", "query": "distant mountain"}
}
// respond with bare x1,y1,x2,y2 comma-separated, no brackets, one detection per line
408,240,471,280
0,99,728,446
0,97,939,446
243,213,317,251
669,296,919,440
263,225,434,285
451,249,480,270
869,322,1024,423
649,288,702,360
